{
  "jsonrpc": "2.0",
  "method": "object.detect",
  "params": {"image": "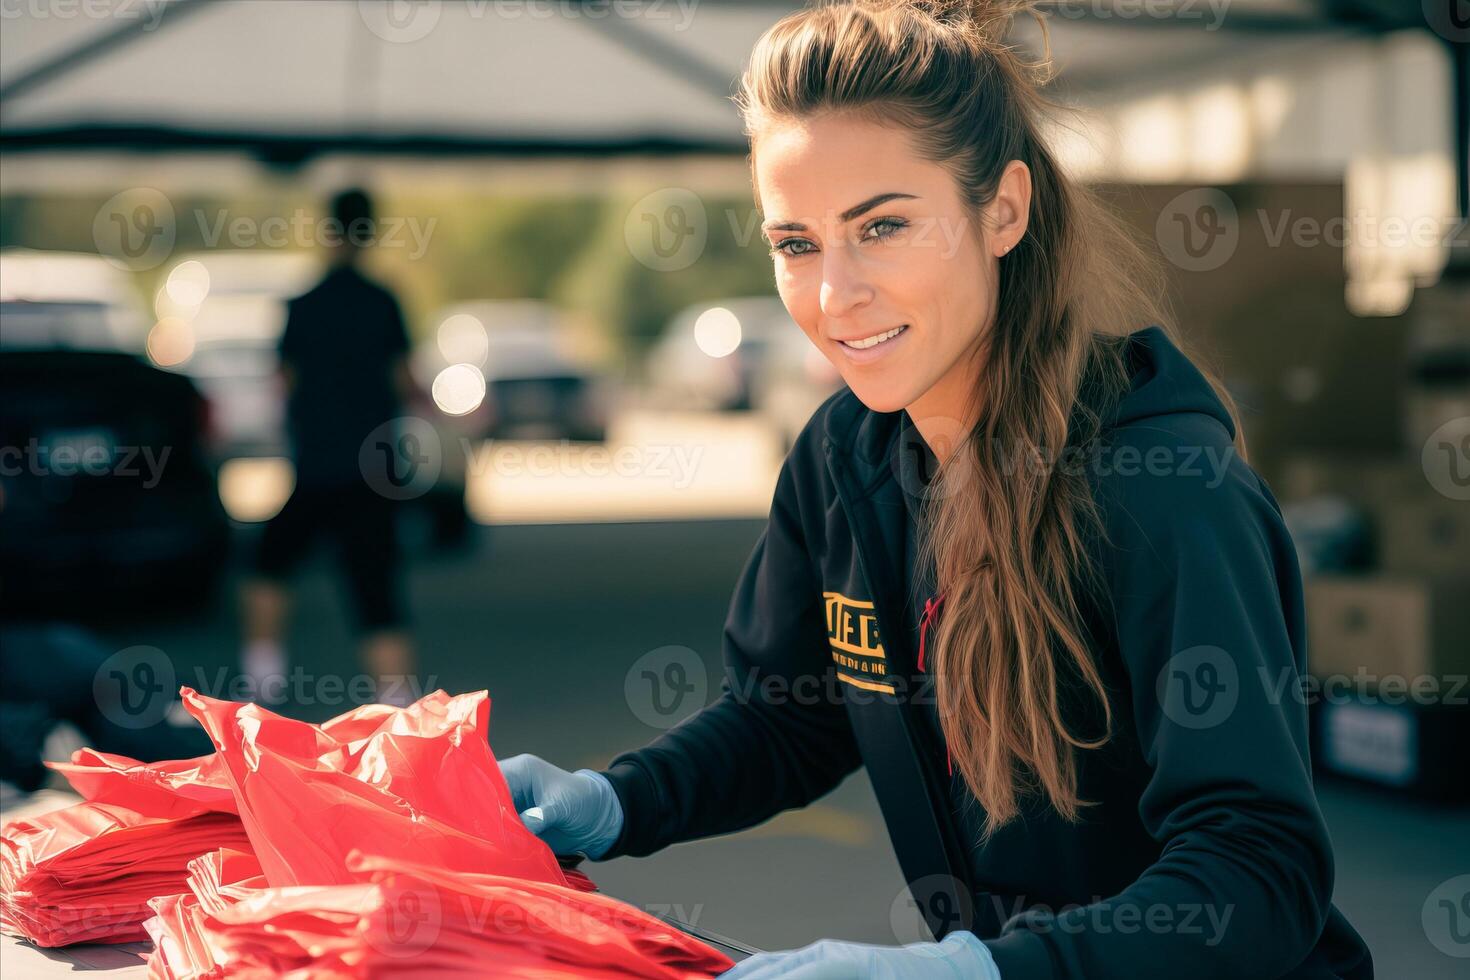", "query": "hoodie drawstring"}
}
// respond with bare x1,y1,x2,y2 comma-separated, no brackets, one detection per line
917,591,952,777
